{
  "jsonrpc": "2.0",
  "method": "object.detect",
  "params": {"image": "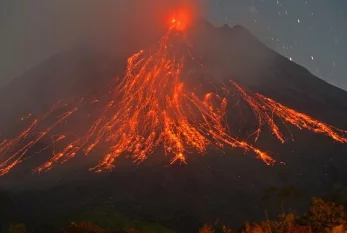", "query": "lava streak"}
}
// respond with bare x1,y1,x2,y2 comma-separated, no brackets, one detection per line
231,81,347,144
0,18,274,176
0,101,79,176
40,21,274,172
1,16,346,176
